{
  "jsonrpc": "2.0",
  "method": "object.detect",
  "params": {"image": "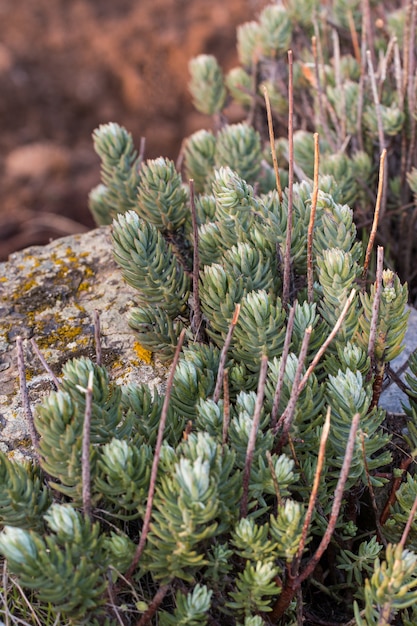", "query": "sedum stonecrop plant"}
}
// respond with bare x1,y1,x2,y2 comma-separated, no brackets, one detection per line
1,1,417,625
